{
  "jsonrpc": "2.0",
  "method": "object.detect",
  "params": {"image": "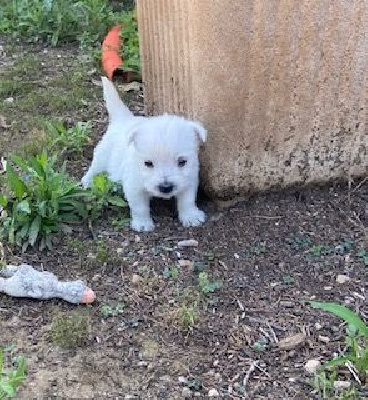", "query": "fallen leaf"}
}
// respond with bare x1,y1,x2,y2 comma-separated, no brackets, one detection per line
278,333,306,351
102,25,124,80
